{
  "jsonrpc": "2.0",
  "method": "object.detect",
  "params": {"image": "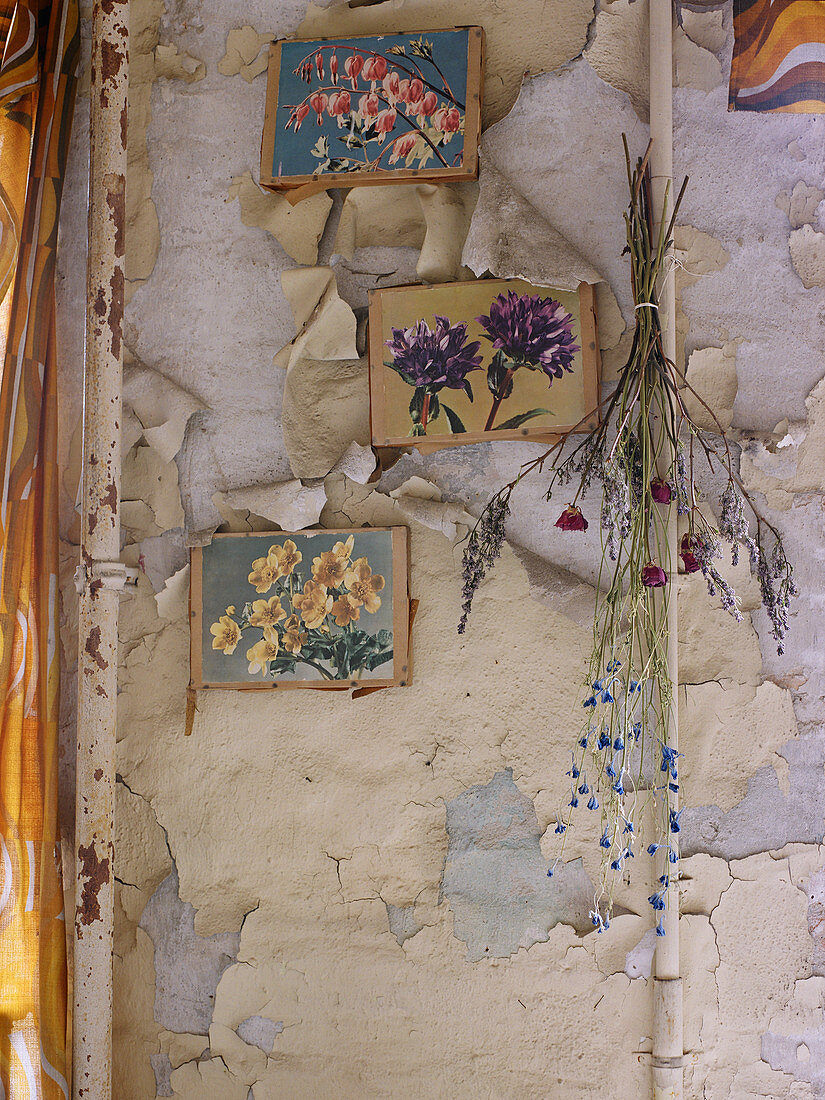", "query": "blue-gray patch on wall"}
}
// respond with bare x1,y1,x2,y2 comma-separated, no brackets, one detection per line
681,733,825,861
139,868,241,1034
442,769,594,961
